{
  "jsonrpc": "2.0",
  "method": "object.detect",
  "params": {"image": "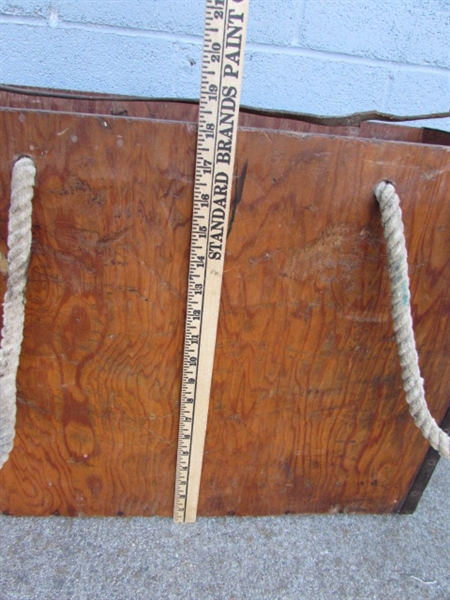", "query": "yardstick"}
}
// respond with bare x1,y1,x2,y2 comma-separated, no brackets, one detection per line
173,0,250,523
